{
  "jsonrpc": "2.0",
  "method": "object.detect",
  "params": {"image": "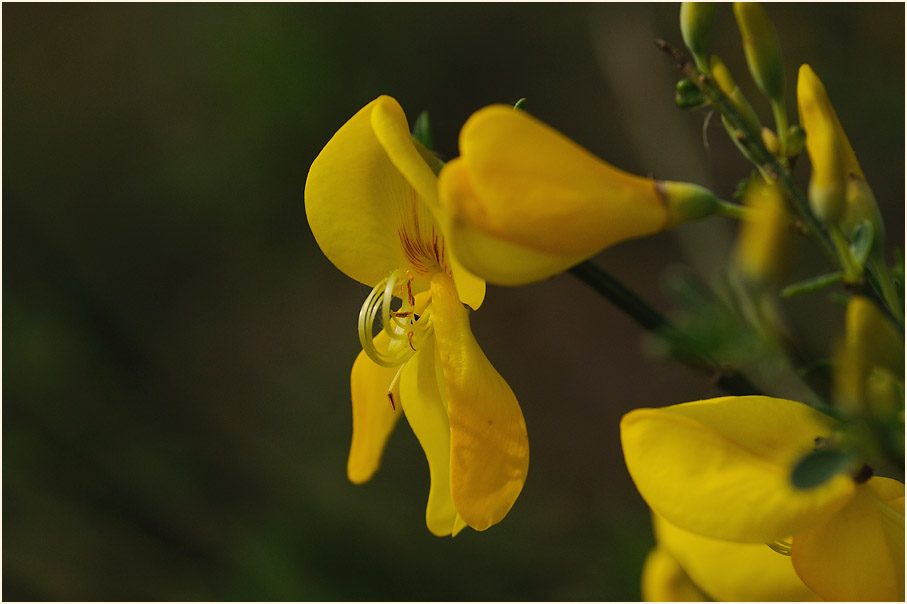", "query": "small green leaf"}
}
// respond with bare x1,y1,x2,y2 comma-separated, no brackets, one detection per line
675,78,707,109
412,110,434,151
780,271,844,298
849,219,874,267
513,98,528,112
790,448,853,490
